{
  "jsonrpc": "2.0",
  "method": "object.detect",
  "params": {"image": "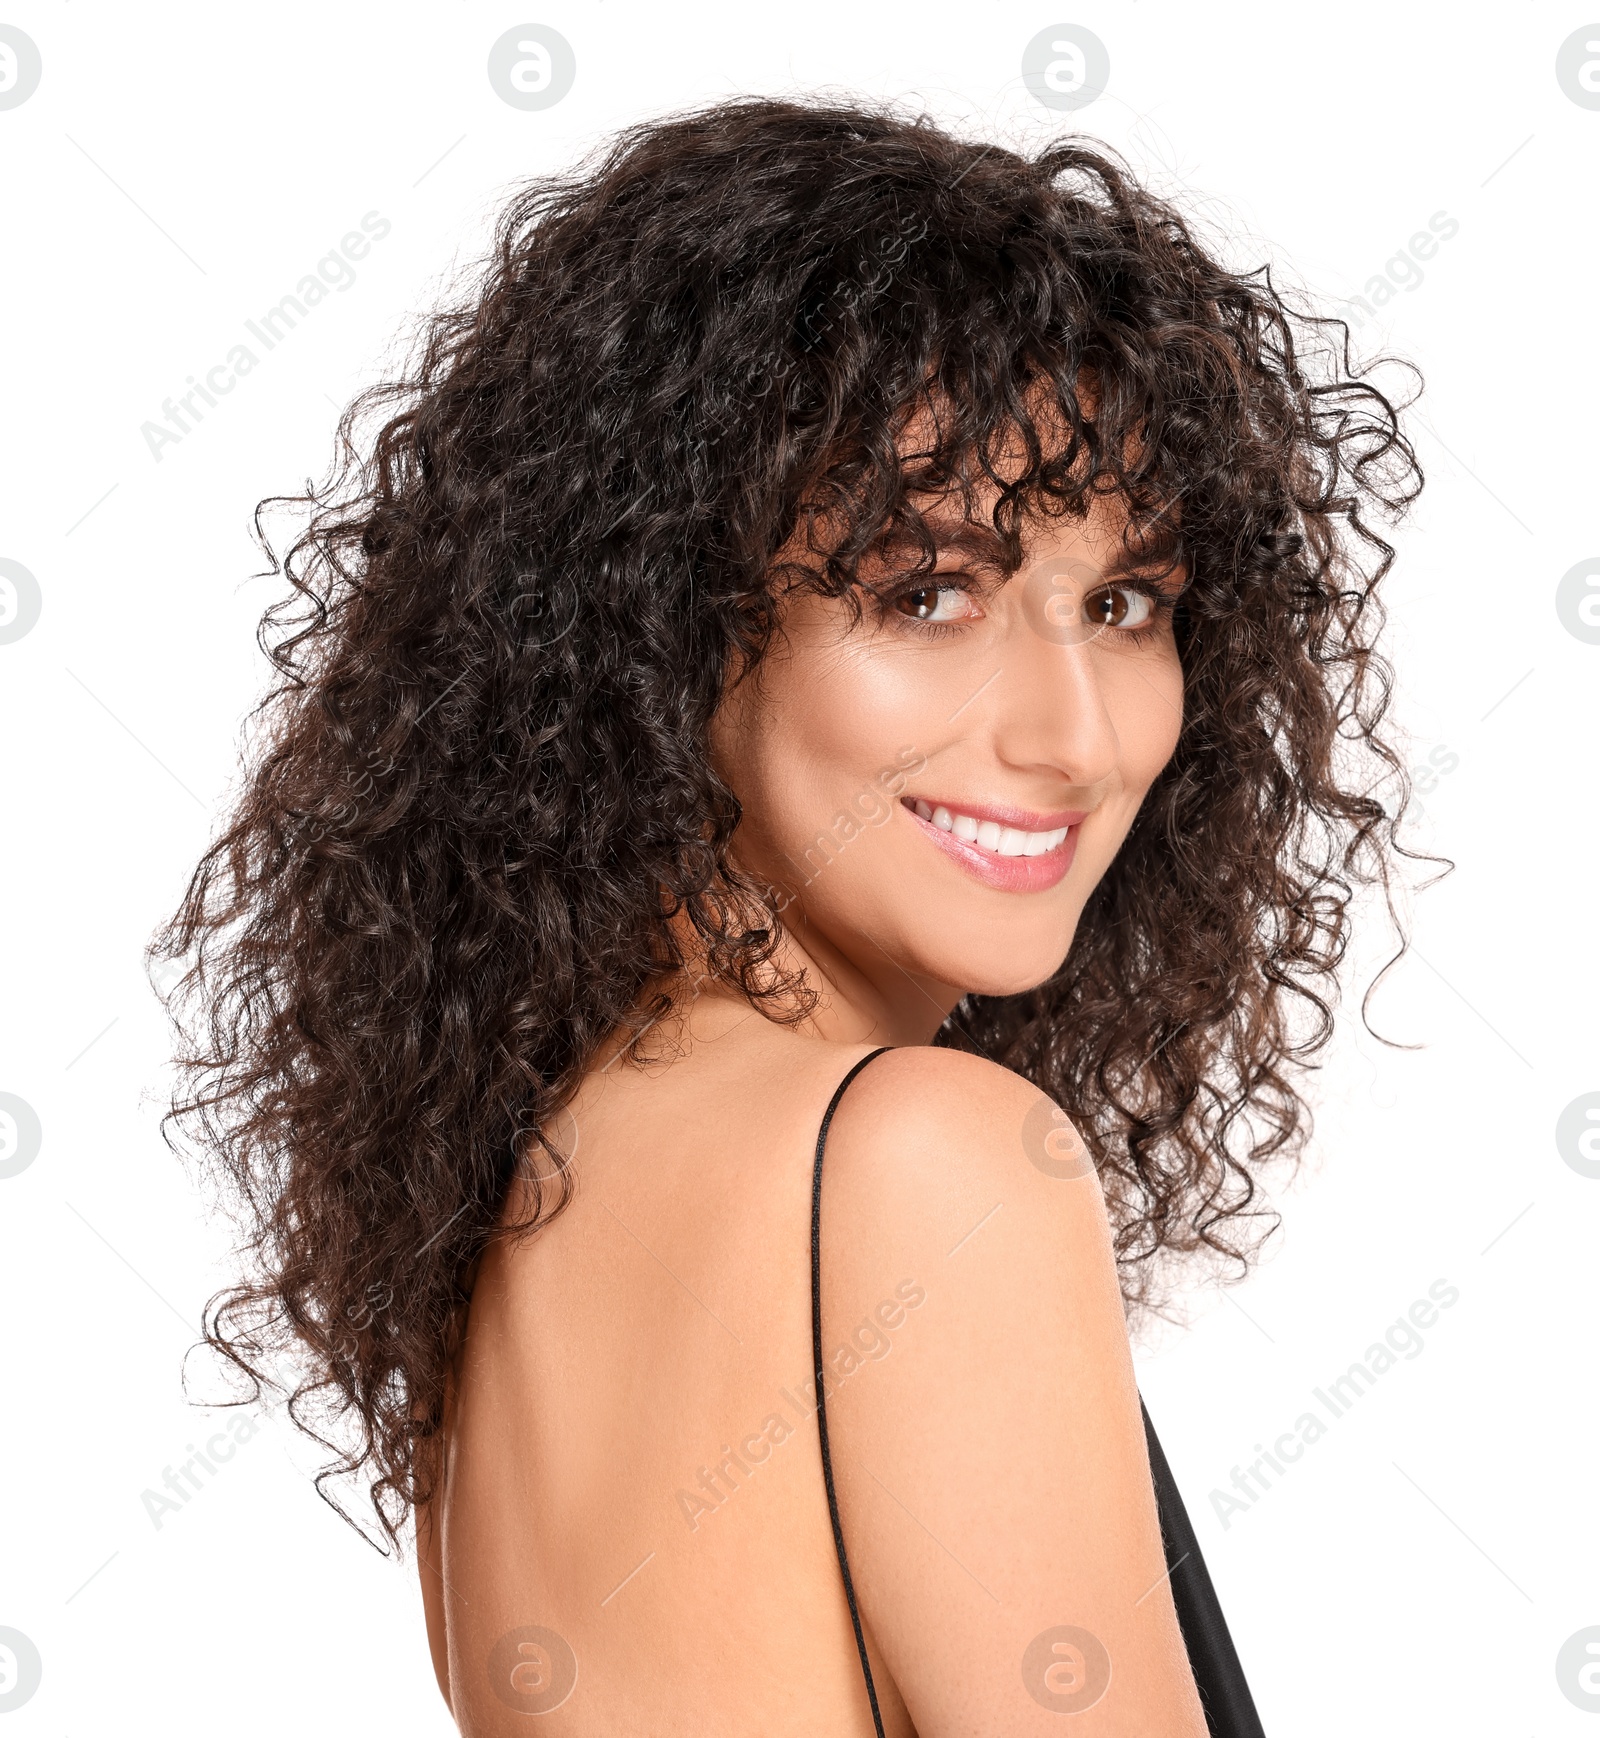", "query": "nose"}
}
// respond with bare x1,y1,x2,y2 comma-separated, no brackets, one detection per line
987,619,1123,797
